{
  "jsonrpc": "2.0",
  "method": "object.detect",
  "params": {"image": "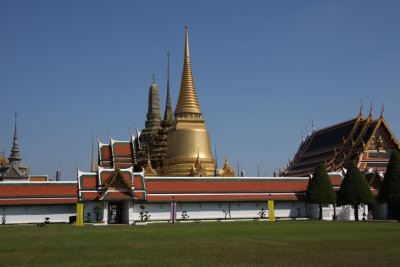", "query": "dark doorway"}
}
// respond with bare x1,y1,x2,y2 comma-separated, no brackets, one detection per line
108,202,126,224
